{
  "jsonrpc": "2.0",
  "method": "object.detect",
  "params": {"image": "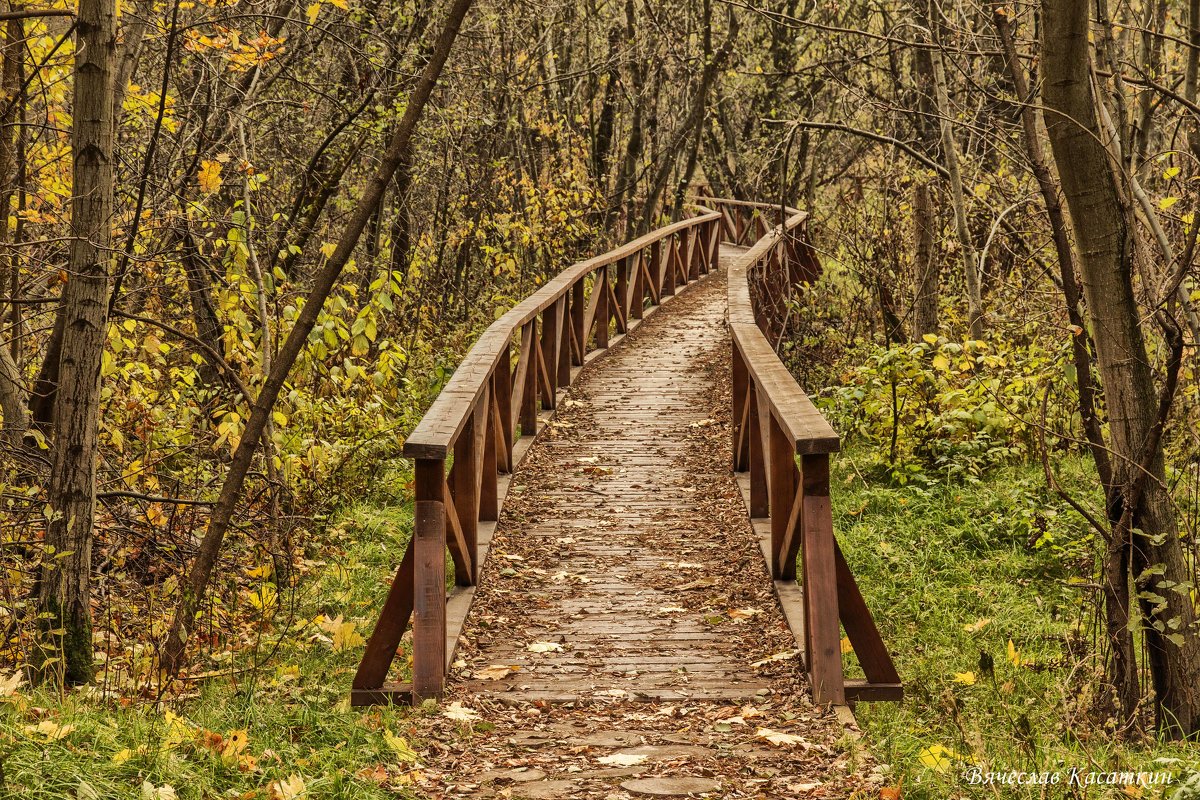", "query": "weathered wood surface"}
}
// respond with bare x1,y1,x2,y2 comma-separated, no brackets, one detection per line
449,263,800,703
